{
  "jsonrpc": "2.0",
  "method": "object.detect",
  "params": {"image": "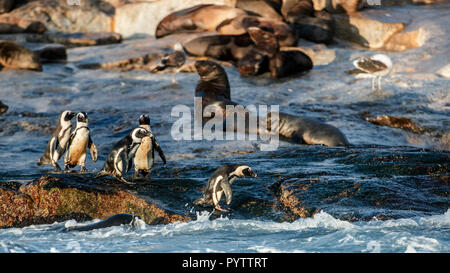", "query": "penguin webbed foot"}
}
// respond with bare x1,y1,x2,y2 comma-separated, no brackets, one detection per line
214,204,231,213
117,176,135,185
80,166,87,173
53,163,62,172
